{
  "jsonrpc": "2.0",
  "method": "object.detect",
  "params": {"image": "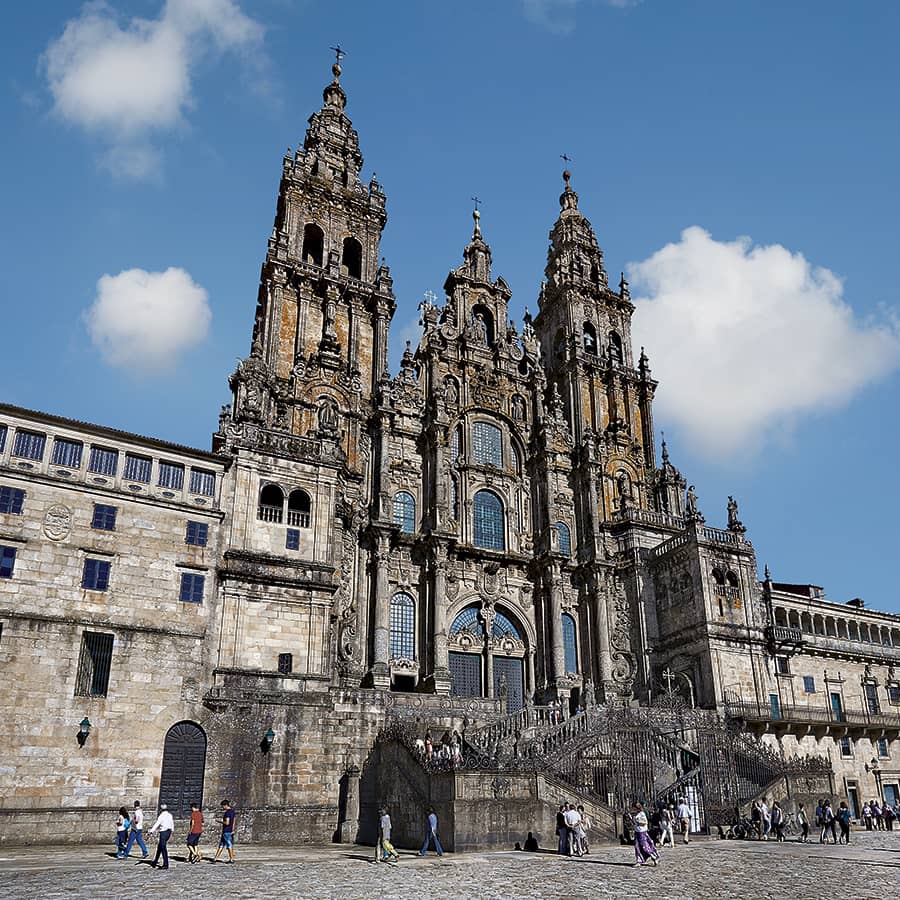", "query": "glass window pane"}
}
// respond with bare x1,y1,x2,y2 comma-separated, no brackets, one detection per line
124,454,152,483
158,462,185,490
189,469,216,496
0,487,25,515
389,593,415,659
0,425,6,454
473,490,504,550
472,422,502,467
562,613,578,672
556,522,571,556
52,438,83,468
12,430,46,461
185,521,208,546
88,446,118,476
392,492,416,533
0,546,16,579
